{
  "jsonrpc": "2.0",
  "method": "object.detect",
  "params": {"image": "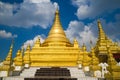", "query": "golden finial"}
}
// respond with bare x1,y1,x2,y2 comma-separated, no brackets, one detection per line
97,19,103,30
26,44,31,50
35,37,40,44
10,39,14,49
34,36,41,47
8,39,14,54
91,47,94,53
17,50,21,54
21,46,24,52
82,43,86,51
55,7,59,14
74,38,77,42
73,38,79,47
